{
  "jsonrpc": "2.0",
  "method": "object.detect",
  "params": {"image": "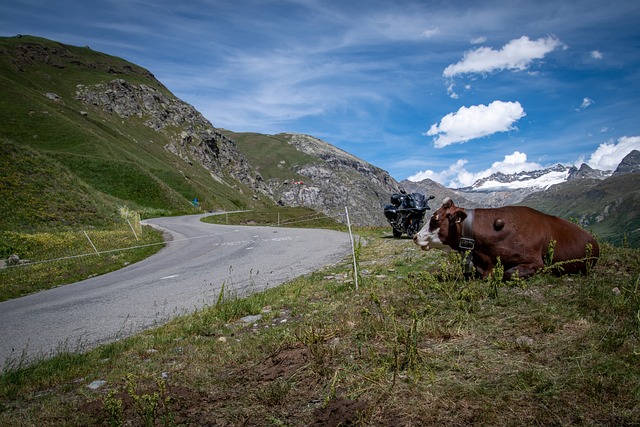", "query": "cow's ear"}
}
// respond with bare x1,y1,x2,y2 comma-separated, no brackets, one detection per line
453,211,467,224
